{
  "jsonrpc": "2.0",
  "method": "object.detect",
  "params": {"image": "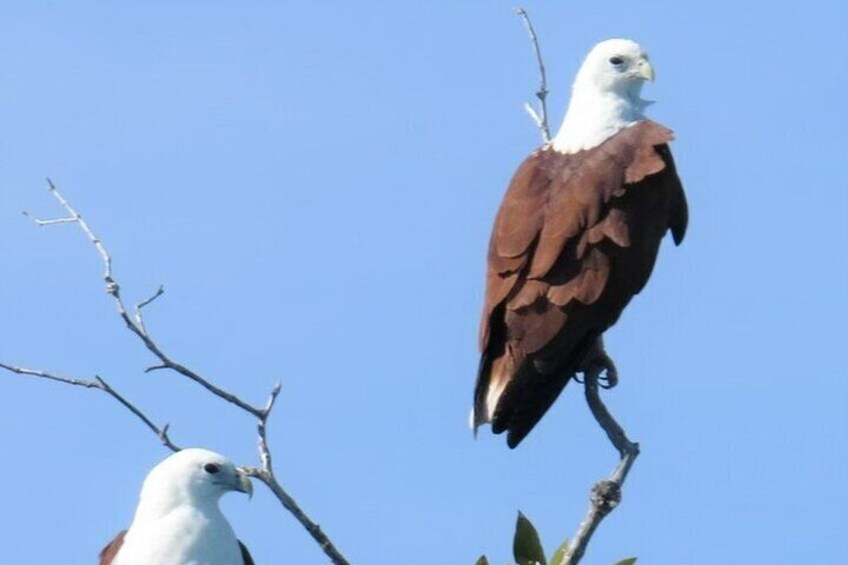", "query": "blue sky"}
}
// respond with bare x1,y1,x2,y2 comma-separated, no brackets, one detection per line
1,2,846,563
